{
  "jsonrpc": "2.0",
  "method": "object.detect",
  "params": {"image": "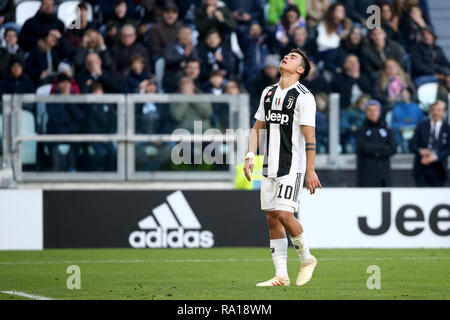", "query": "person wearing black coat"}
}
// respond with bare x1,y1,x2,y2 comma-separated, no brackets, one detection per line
409,101,450,187
1,58,34,94
330,54,373,110
76,52,122,93
355,100,397,187
162,26,199,93
410,28,450,86
18,0,65,52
